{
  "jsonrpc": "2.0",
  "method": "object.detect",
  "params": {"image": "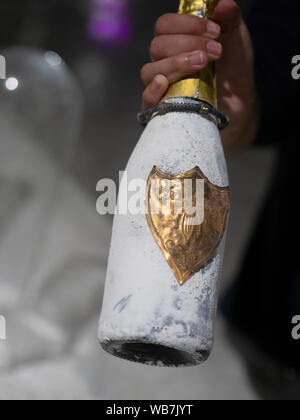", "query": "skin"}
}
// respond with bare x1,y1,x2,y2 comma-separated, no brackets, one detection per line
140,0,260,154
